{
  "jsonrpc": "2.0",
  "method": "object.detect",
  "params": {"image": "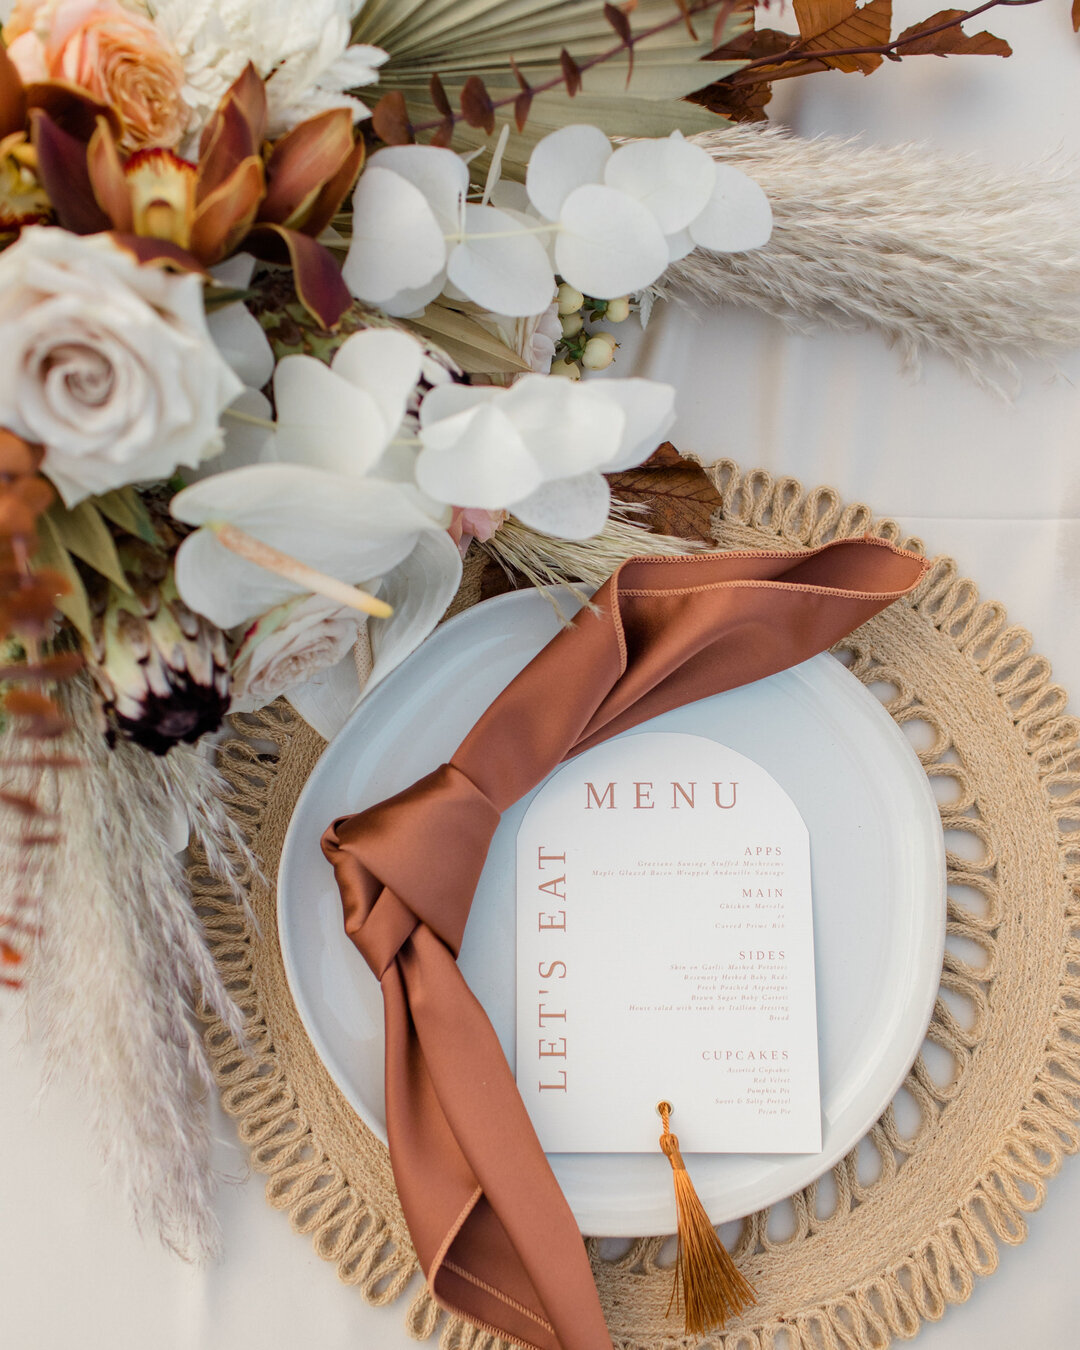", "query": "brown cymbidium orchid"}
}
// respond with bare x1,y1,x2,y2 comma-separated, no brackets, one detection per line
32,64,362,328
0,39,123,233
